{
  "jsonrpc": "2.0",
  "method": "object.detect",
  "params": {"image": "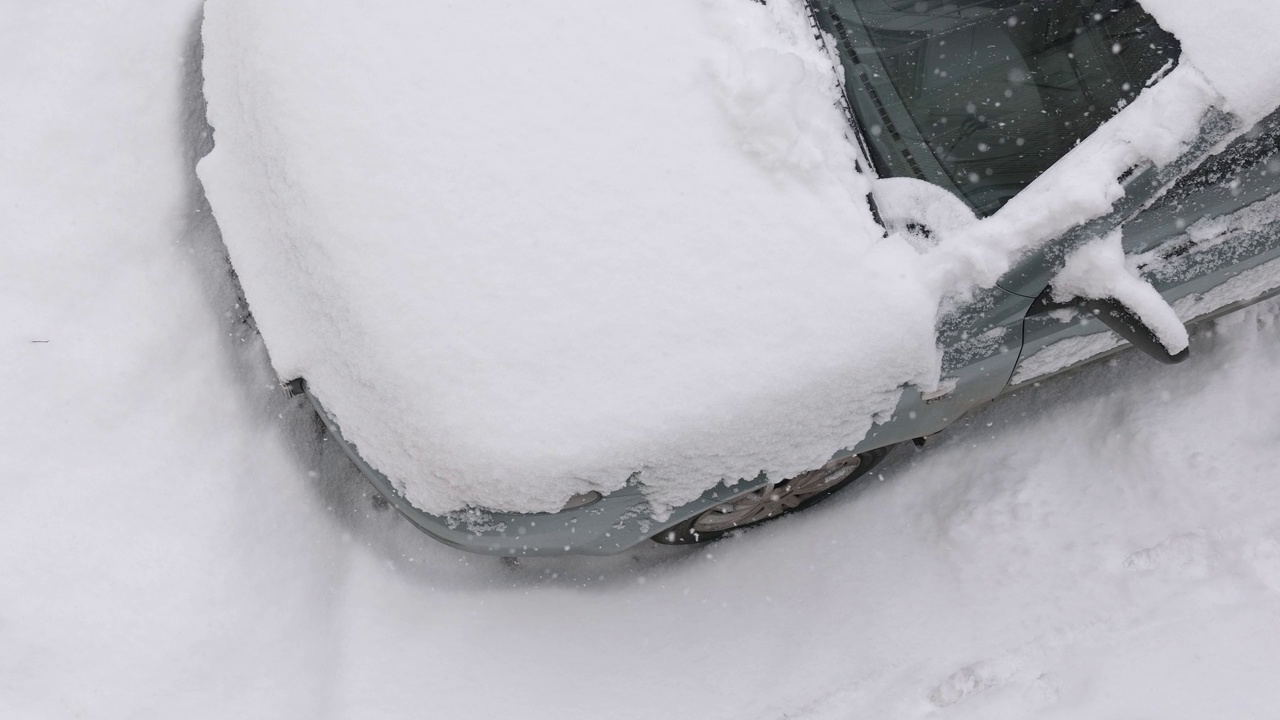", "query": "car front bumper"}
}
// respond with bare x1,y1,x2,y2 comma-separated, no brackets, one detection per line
303,387,773,556
299,293,1024,557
